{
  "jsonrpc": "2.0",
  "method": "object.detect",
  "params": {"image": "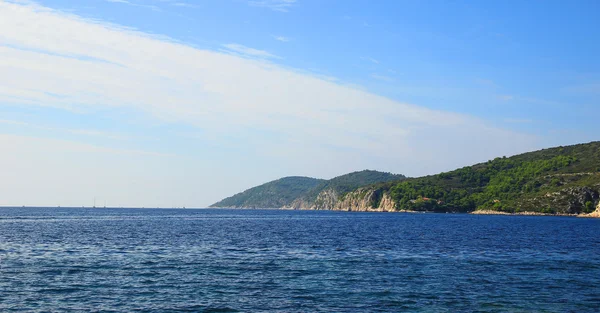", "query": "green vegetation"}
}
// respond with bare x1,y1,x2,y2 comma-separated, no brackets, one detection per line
210,176,325,208
300,170,406,203
372,141,600,214
210,170,405,208
212,141,600,214
584,201,595,214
